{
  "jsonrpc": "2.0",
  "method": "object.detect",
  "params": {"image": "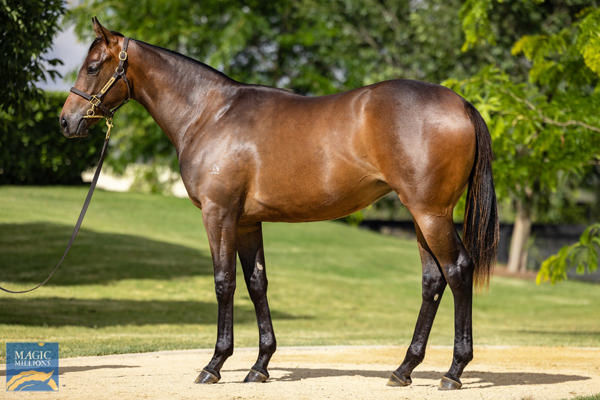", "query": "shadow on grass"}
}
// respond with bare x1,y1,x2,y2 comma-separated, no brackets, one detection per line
0,222,213,285
252,367,590,387
0,297,309,327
